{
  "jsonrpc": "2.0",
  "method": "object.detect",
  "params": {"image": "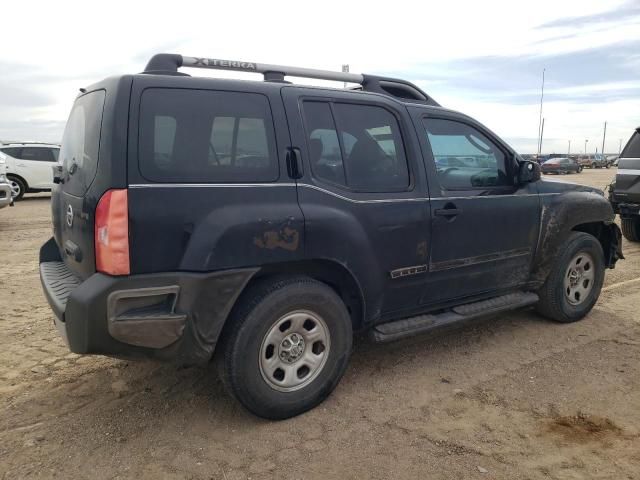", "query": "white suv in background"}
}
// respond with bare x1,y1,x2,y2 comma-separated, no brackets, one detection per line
0,143,61,200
